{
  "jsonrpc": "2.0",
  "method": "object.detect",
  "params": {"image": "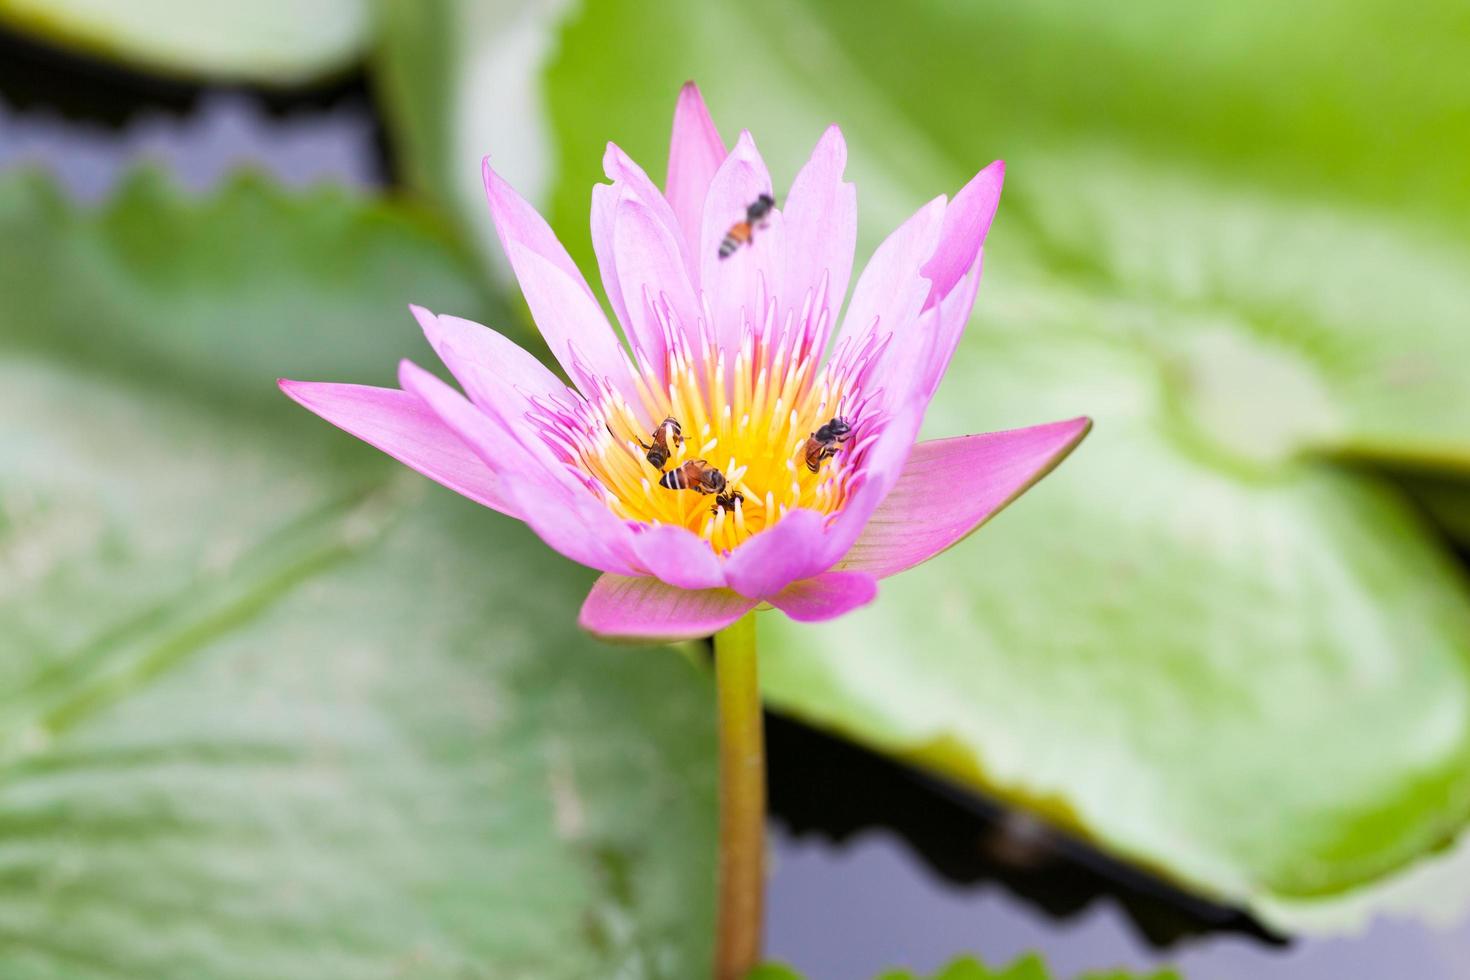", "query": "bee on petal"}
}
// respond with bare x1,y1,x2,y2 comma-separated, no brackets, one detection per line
637,416,684,469
659,458,727,495
718,193,775,260
803,416,854,473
